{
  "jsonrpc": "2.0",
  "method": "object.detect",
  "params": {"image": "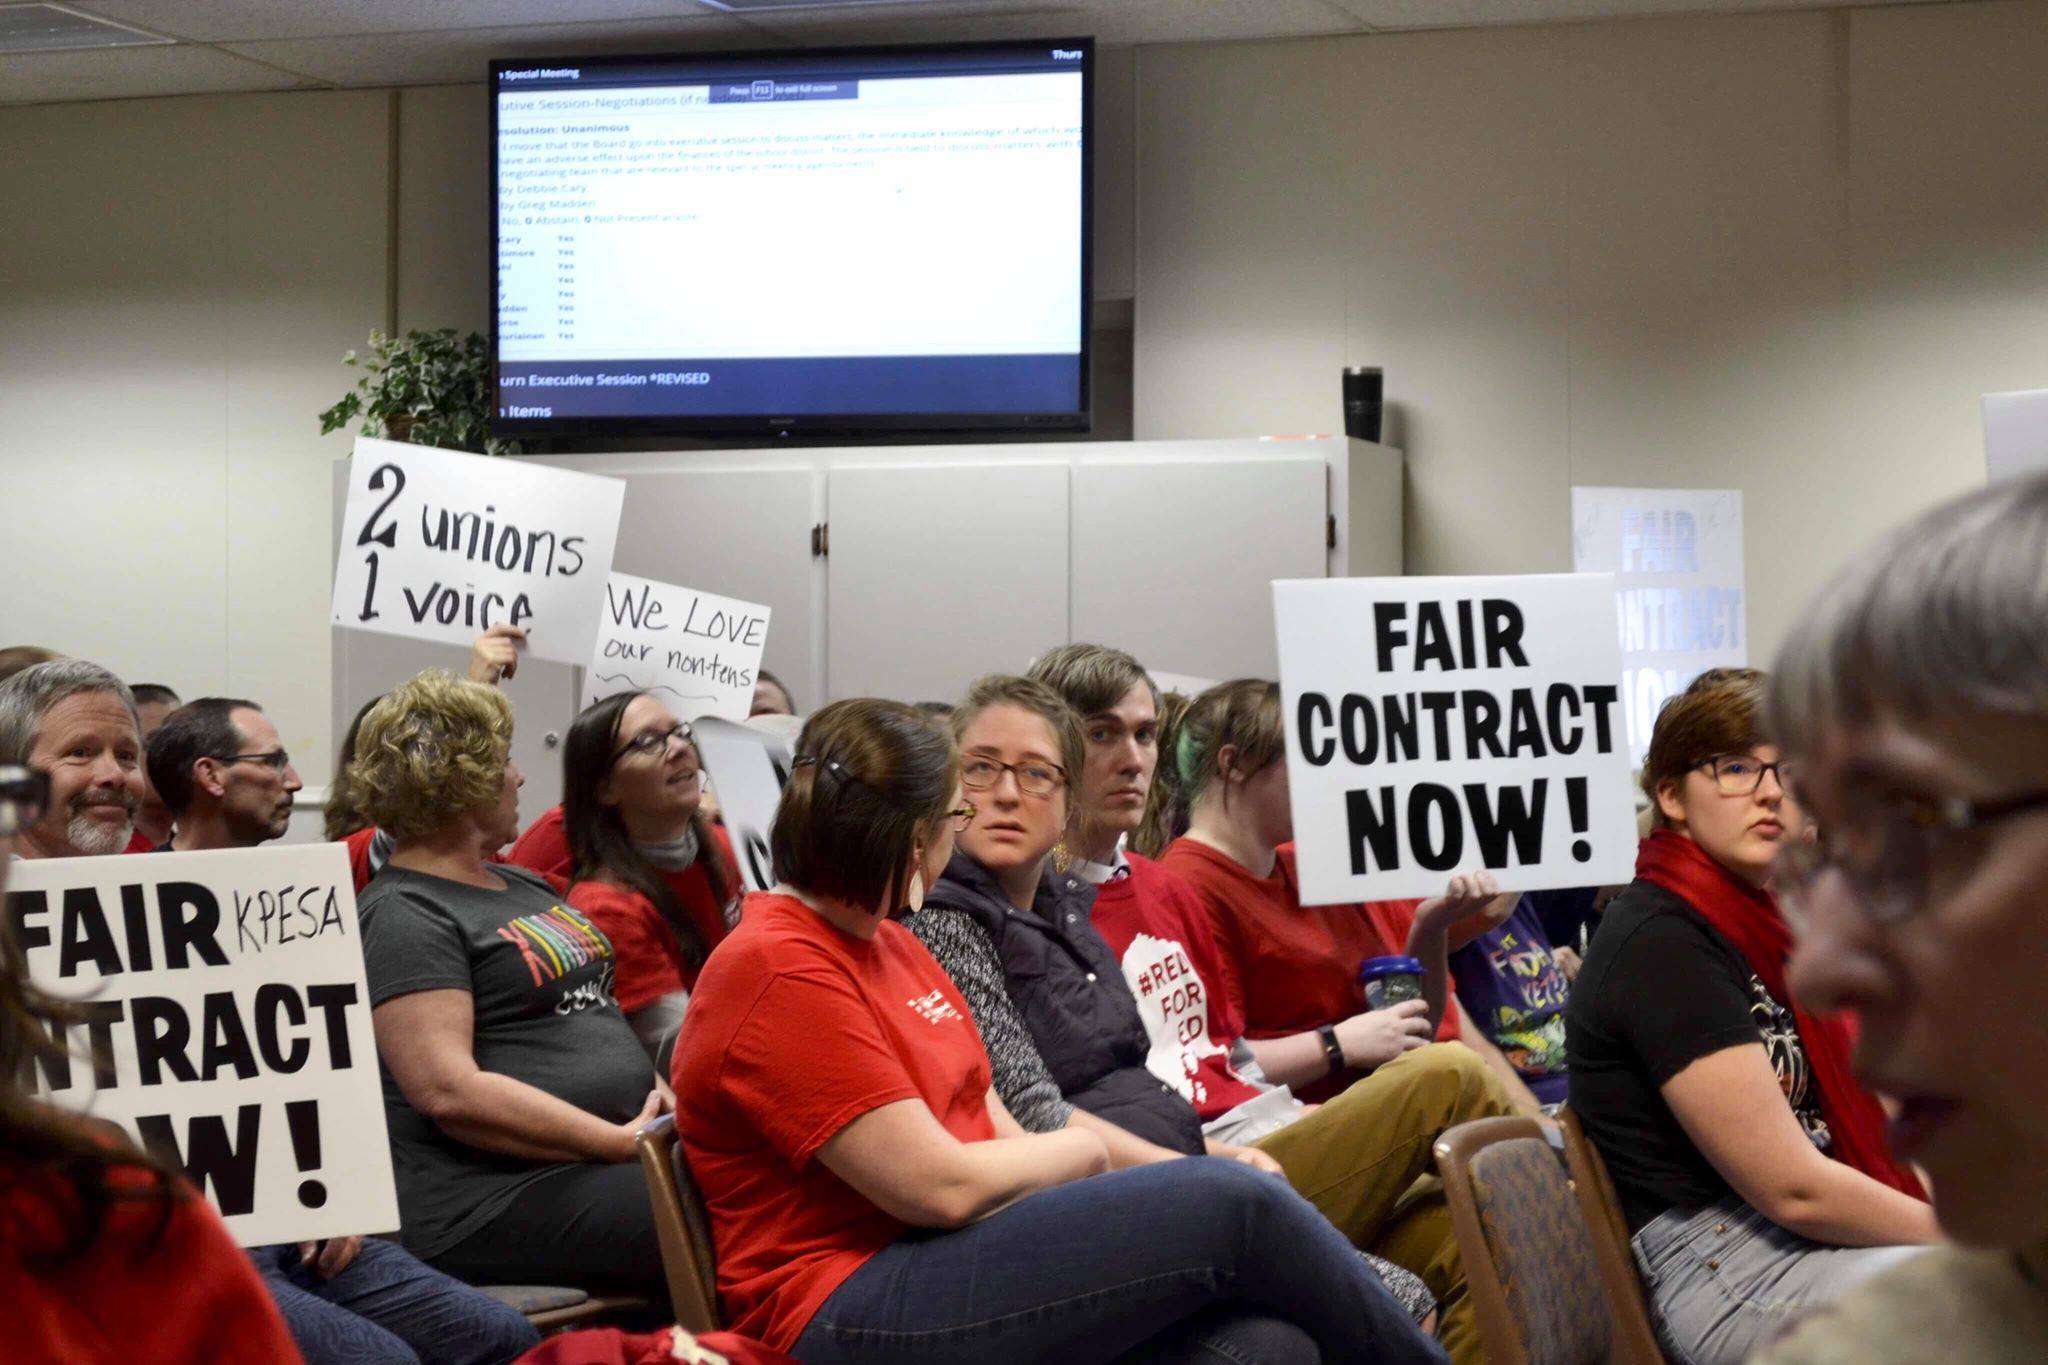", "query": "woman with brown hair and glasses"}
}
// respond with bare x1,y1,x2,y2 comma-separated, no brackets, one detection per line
672,696,1443,1365
560,691,740,1070
1564,668,1935,1365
